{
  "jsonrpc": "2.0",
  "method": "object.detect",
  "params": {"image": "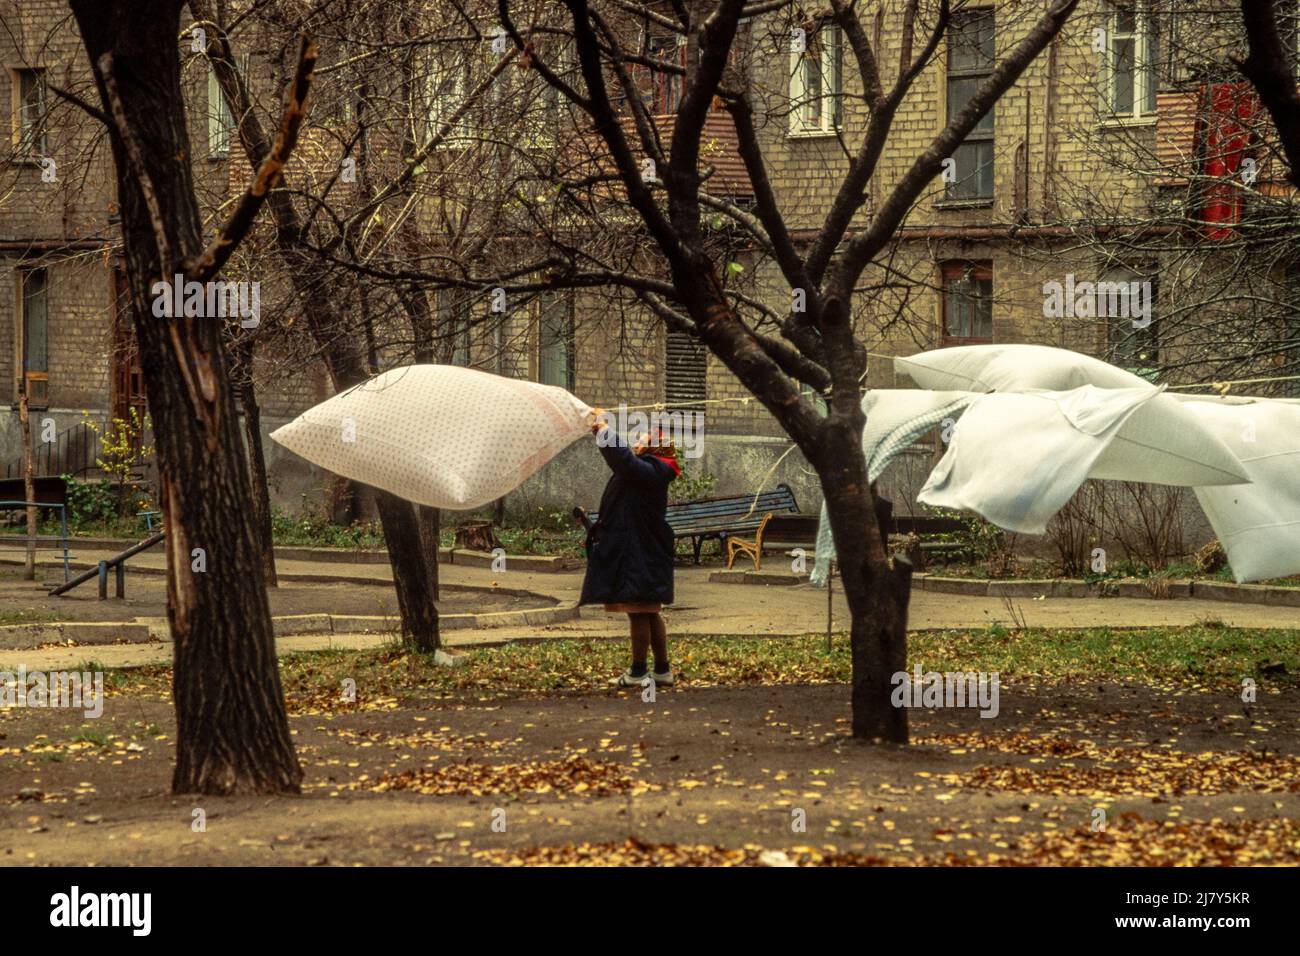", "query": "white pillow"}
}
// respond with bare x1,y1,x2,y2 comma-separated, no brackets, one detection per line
896,344,1151,392
271,365,592,510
